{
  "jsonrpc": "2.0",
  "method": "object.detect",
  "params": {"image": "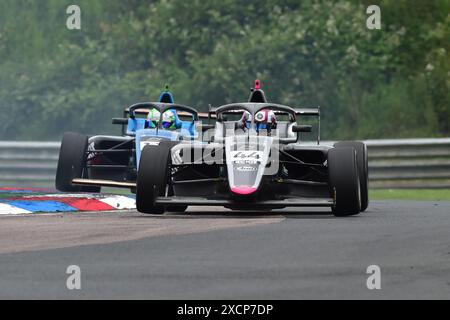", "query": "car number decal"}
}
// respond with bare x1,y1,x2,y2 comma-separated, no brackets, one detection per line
231,151,262,160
